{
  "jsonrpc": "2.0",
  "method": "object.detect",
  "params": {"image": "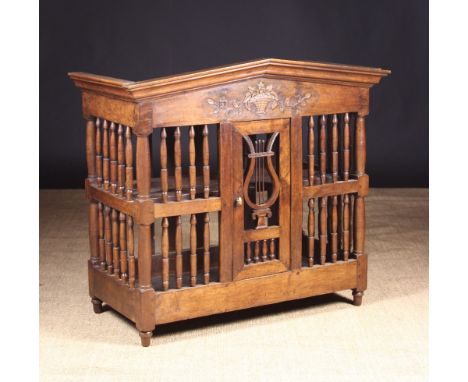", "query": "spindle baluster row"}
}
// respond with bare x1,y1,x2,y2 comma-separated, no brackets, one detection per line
305,192,356,265
91,118,134,198
306,113,357,184
244,239,277,264
307,117,315,267
304,112,360,266
95,202,136,286
157,125,213,201
156,212,216,291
